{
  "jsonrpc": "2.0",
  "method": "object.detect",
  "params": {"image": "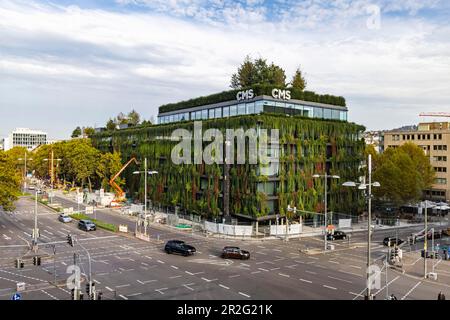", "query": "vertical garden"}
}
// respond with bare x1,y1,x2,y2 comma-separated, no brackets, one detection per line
92,113,366,221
